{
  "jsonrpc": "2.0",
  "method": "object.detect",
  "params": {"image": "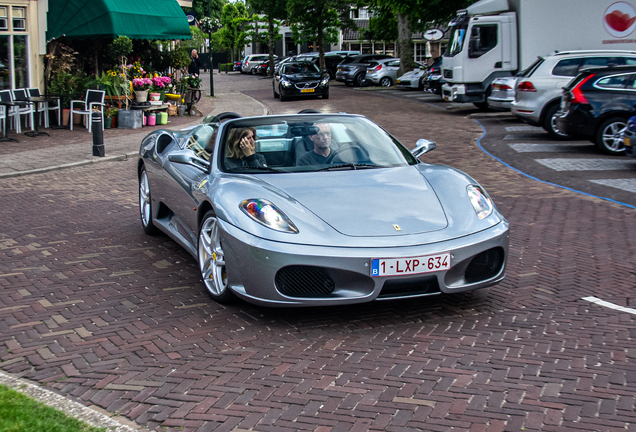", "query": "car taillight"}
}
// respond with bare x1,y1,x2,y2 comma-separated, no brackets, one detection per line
570,74,595,105
492,83,512,91
517,81,536,92
372,64,382,71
